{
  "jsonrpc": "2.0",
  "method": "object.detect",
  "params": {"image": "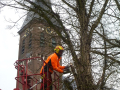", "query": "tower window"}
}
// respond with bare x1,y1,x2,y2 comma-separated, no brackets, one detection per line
22,39,25,54
40,32,45,47
28,33,32,49
52,37,56,47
